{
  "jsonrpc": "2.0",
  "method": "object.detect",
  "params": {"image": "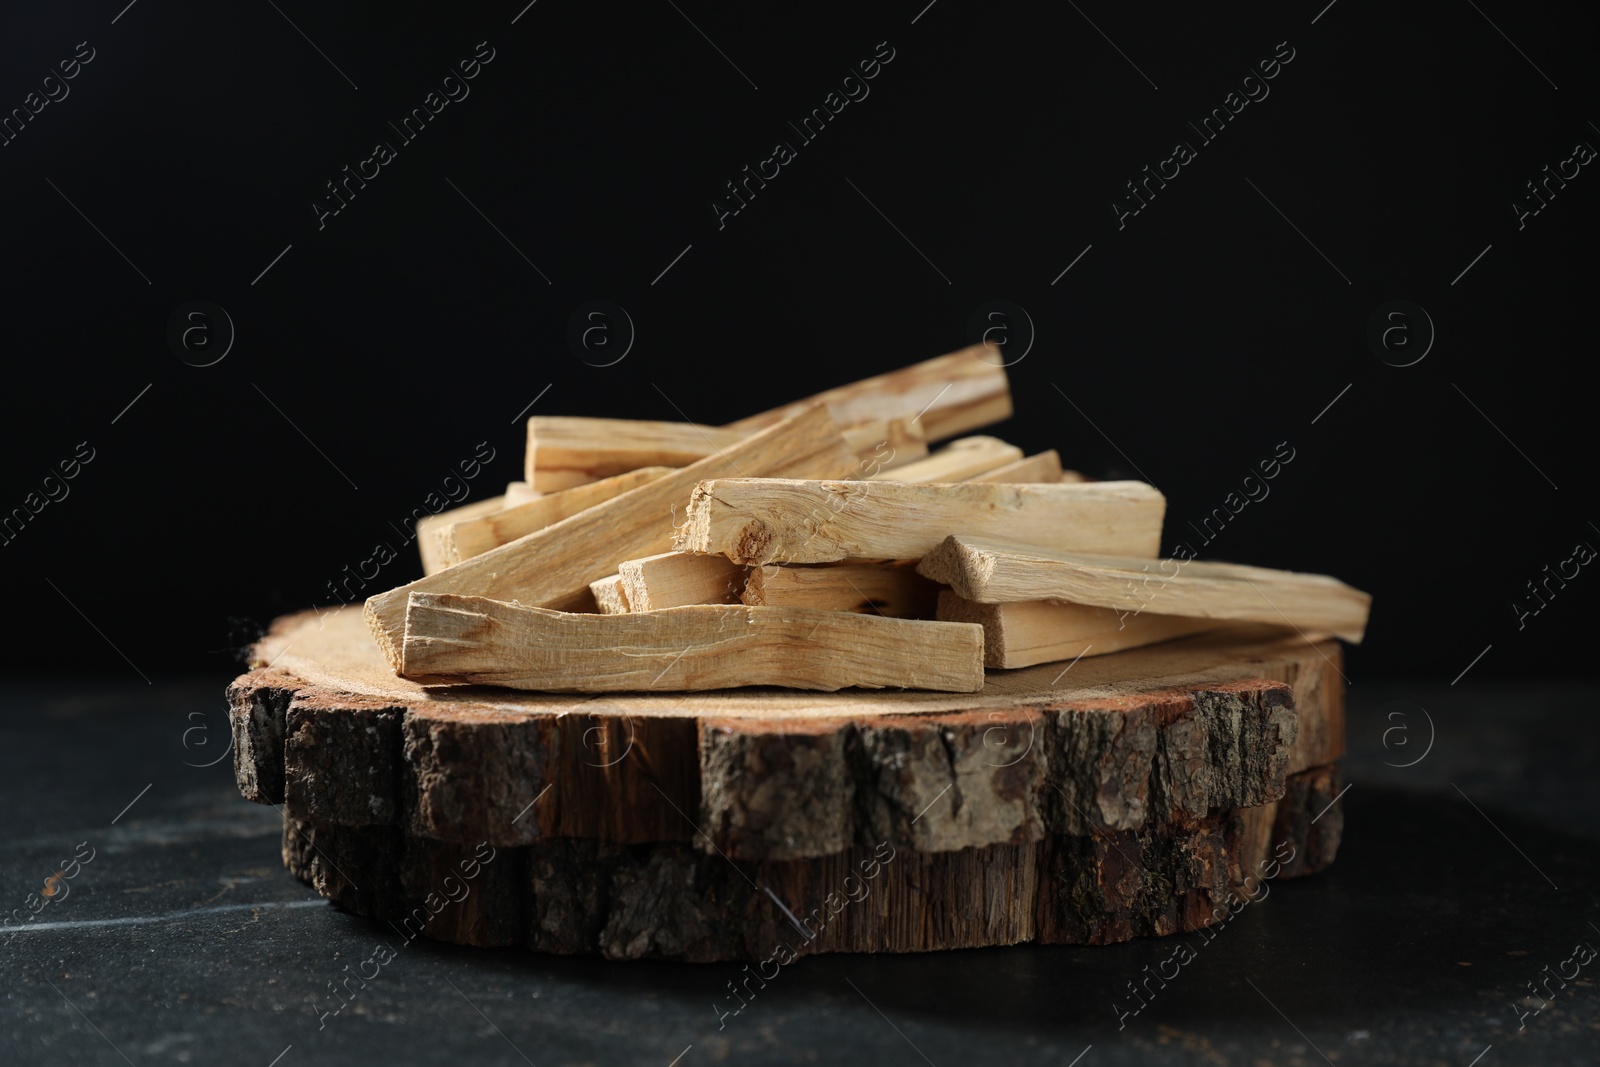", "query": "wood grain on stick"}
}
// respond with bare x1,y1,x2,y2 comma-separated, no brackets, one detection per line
414,495,506,576
364,405,857,670
677,479,1166,565
524,417,744,492
868,435,1022,483
742,561,939,618
524,416,928,495
965,450,1064,484
618,551,746,610
440,467,676,568
917,536,1371,642
399,593,985,692
935,590,1221,668
725,343,1012,443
